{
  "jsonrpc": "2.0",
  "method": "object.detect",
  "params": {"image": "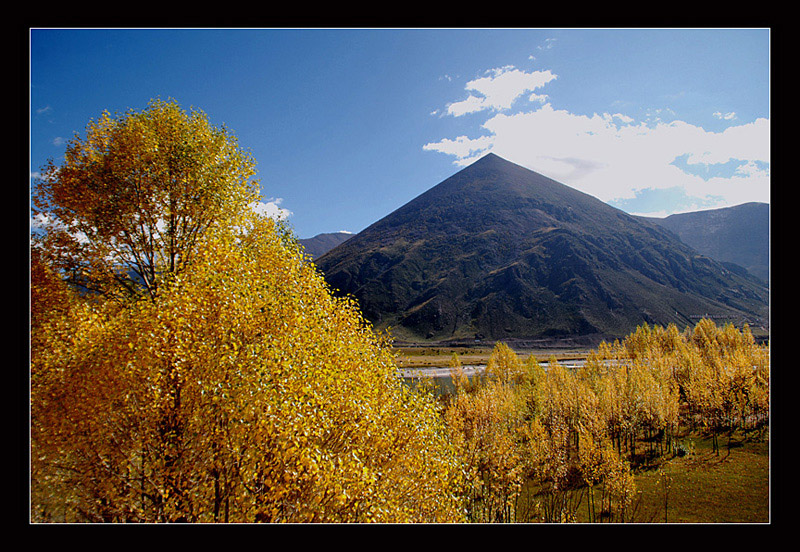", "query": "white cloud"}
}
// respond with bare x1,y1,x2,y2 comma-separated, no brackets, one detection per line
446,66,557,116
422,134,494,159
683,118,769,166
425,70,770,214
538,38,557,51
252,198,292,221
29,212,92,245
30,212,58,232
713,111,737,120
735,160,769,178
448,95,488,117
